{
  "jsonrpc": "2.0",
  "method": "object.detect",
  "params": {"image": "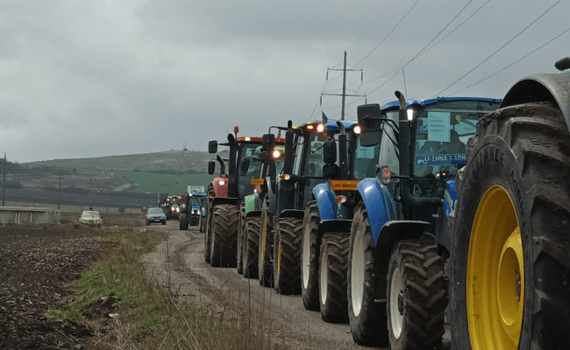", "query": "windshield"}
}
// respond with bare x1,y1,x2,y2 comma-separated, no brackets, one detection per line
81,211,100,218
237,142,263,197
413,100,499,178
301,131,330,178
148,208,163,215
189,196,204,206
352,137,380,180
